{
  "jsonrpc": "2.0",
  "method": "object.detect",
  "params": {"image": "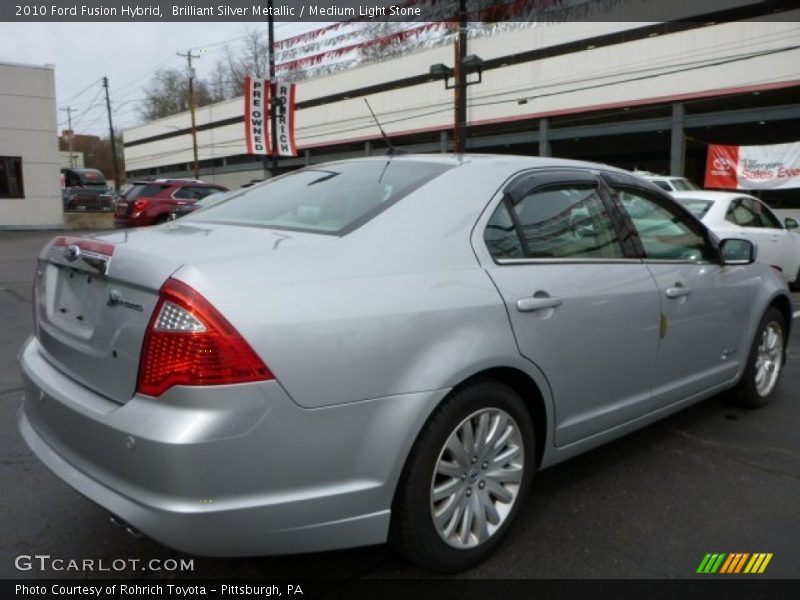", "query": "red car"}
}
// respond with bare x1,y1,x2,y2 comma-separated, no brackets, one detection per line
114,179,228,228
